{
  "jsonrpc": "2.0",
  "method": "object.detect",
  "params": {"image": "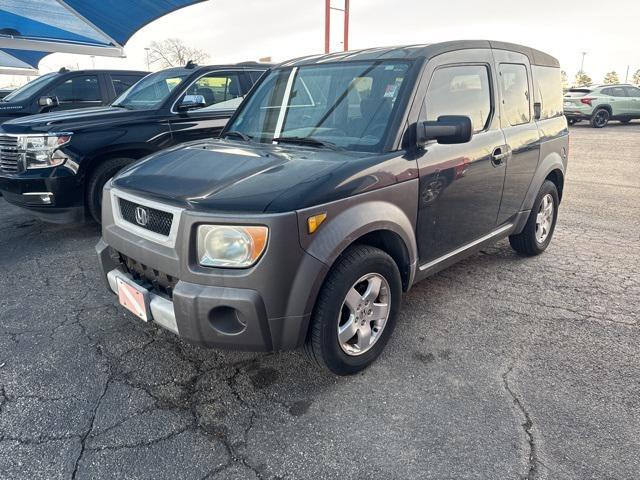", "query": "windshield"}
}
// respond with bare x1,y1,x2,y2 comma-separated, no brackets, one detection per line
225,61,411,152
3,73,59,102
112,69,189,110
